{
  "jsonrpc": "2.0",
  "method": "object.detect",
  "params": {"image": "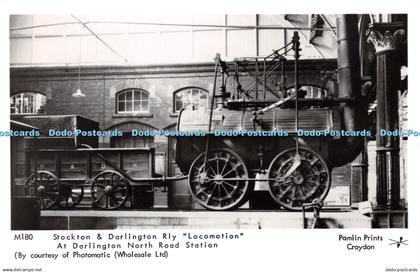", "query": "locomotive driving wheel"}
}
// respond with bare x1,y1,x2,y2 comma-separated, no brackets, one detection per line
25,171,60,209
188,148,251,211
59,185,84,209
267,148,331,211
91,170,130,210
